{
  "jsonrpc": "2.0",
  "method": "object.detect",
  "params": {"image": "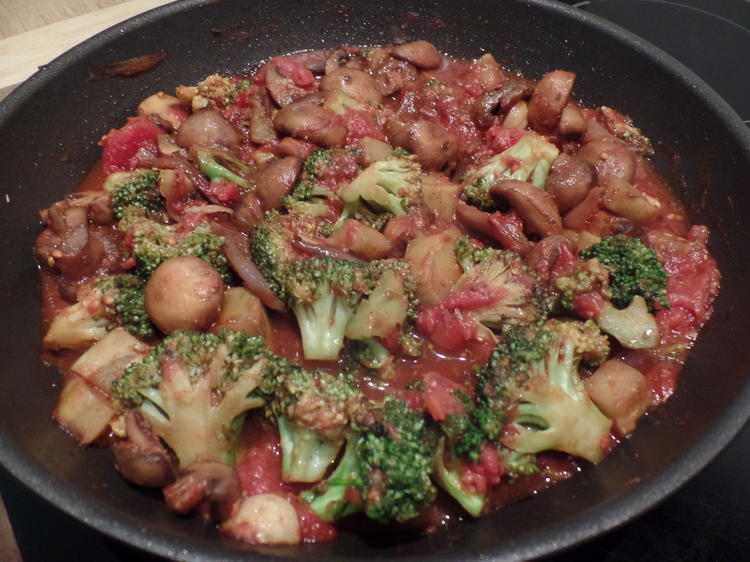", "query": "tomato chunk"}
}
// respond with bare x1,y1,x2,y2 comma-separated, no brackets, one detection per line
99,115,162,174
